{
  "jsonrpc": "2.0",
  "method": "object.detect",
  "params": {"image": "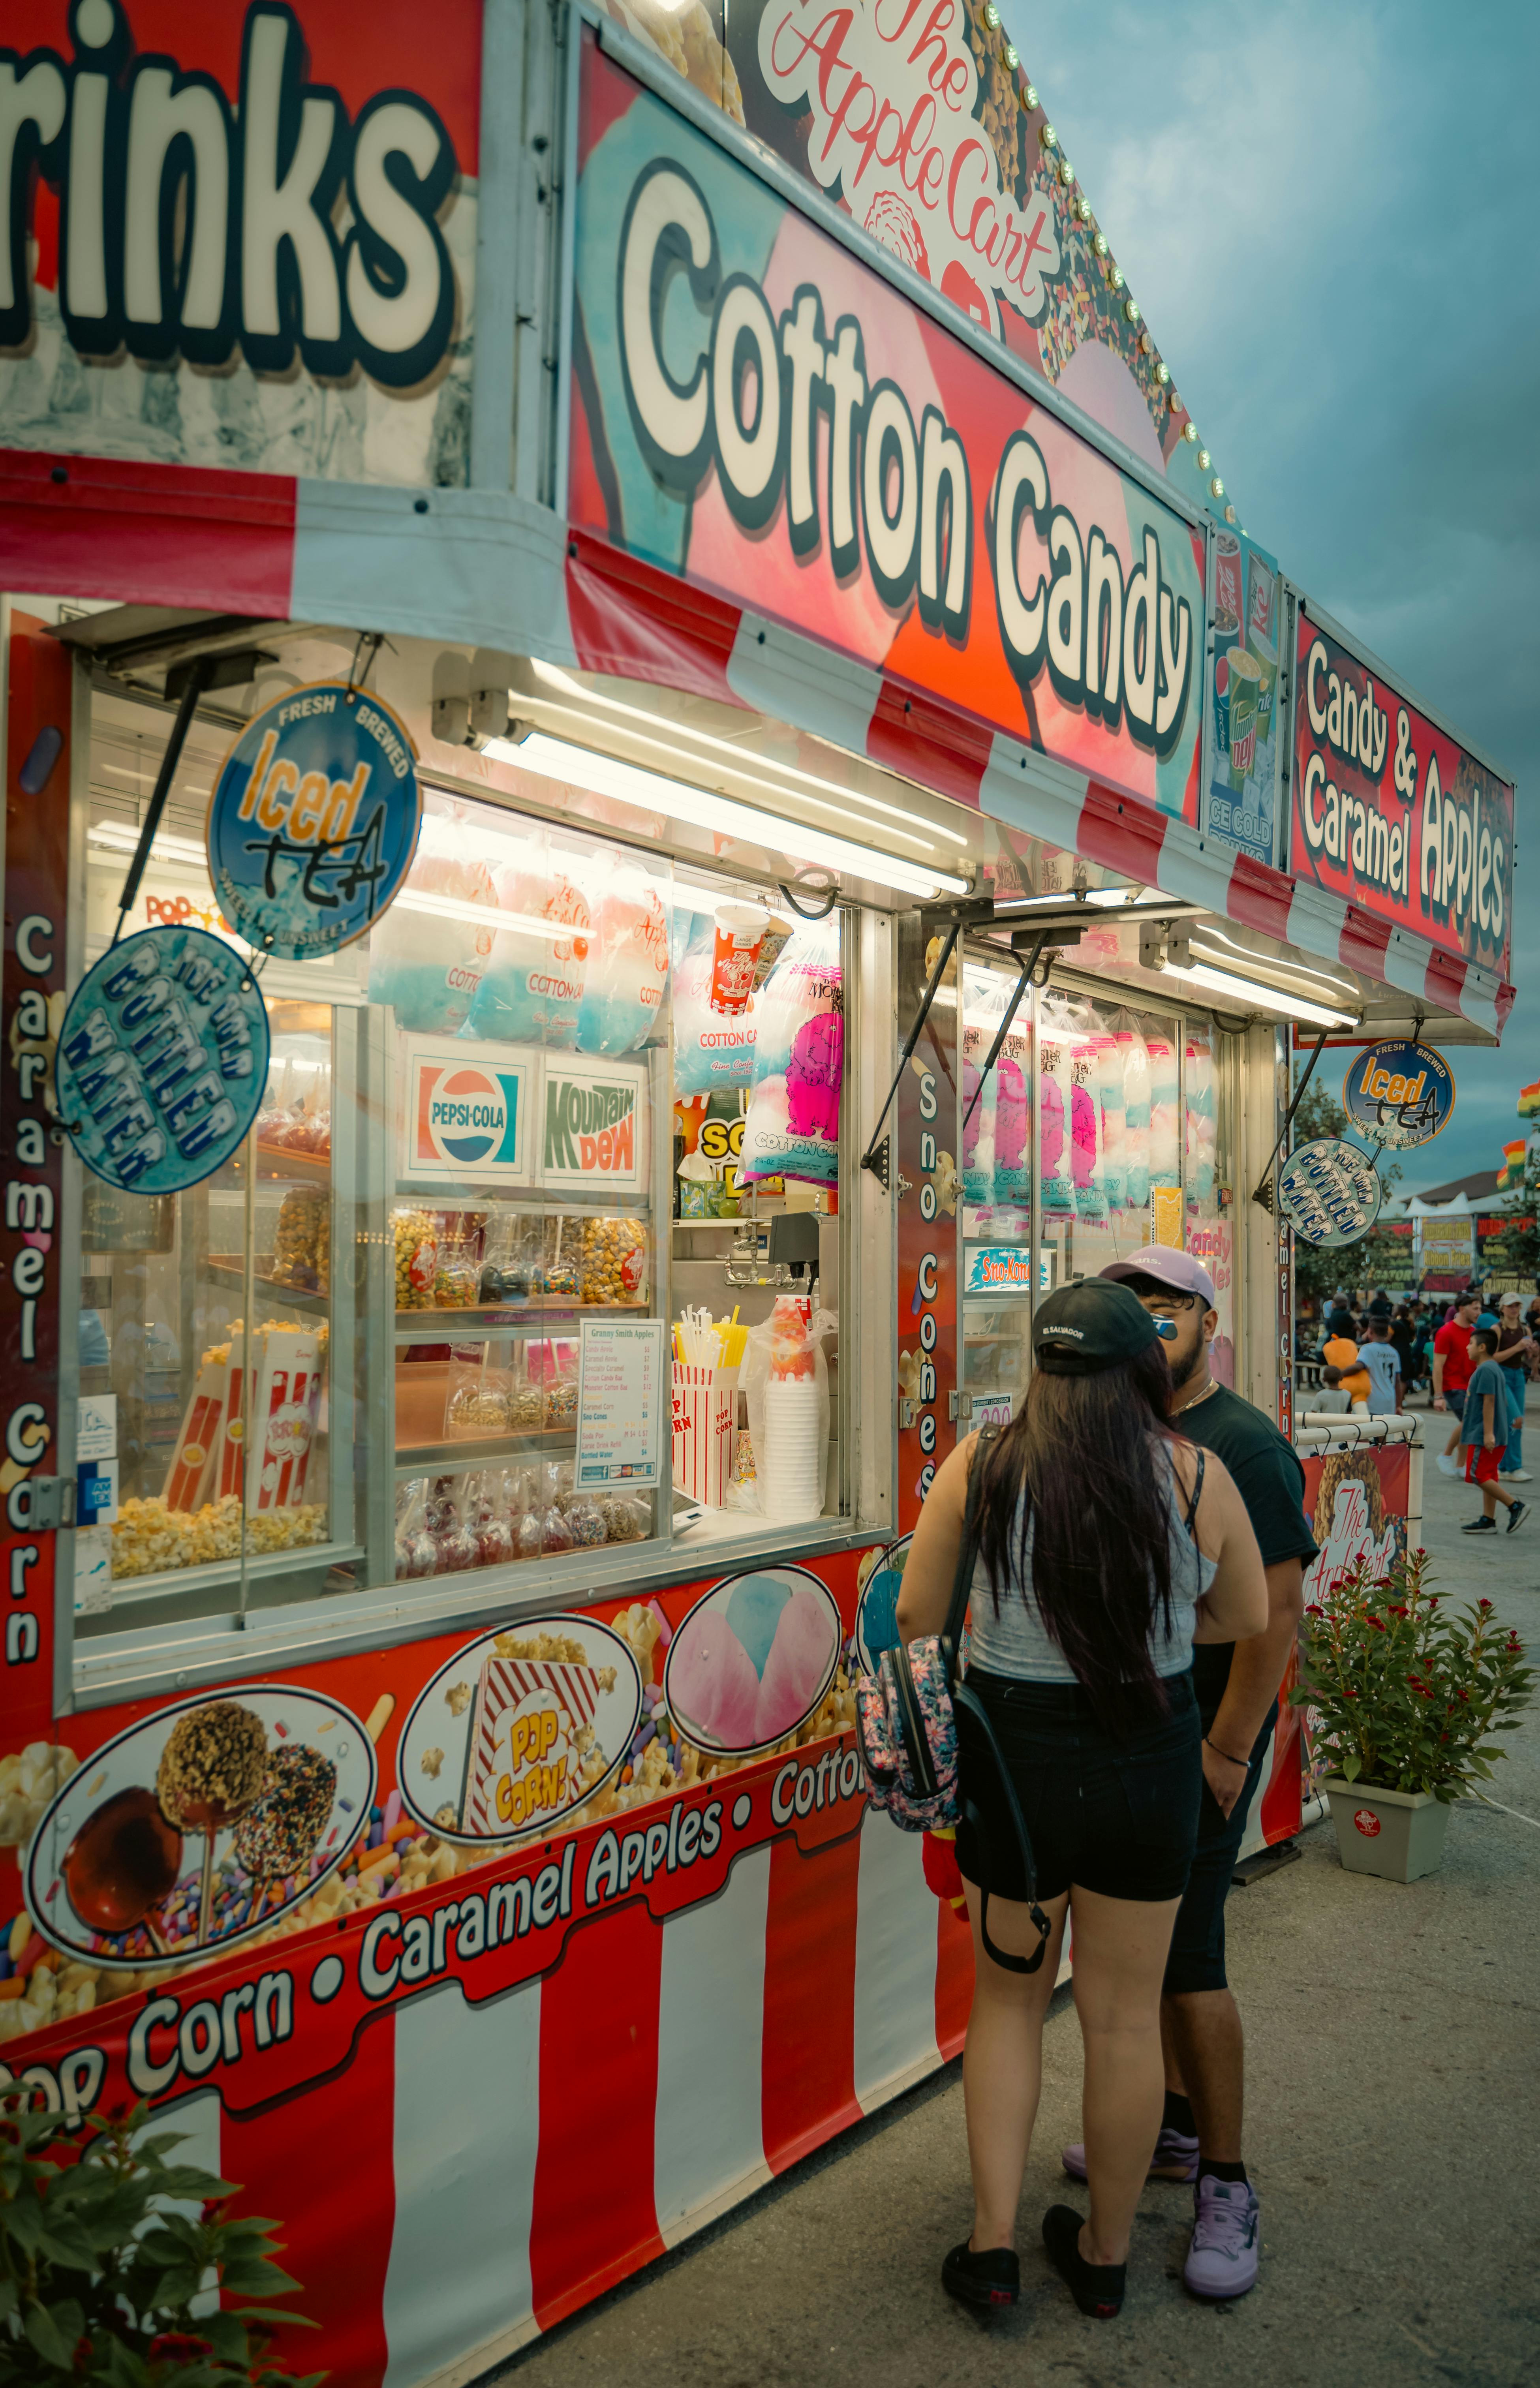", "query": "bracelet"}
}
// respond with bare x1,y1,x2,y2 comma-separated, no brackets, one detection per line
1204,1734,1249,1768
